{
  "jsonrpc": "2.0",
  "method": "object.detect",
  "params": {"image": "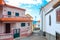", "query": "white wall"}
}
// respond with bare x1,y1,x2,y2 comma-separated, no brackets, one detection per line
45,6,60,36
40,8,46,32
40,0,60,32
